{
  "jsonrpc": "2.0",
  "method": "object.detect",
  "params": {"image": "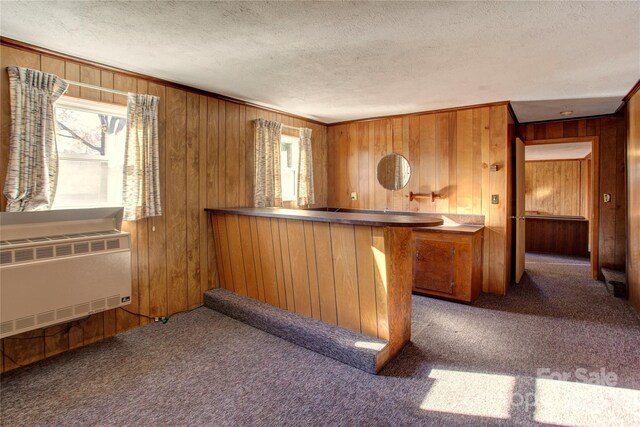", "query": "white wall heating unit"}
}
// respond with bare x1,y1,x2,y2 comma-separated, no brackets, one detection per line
0,207,131,338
